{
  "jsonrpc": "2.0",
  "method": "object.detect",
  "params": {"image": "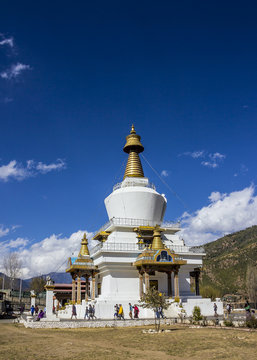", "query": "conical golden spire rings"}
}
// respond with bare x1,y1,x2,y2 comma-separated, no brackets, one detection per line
78,233,90,256
123,125,144,179
152,226,165,250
